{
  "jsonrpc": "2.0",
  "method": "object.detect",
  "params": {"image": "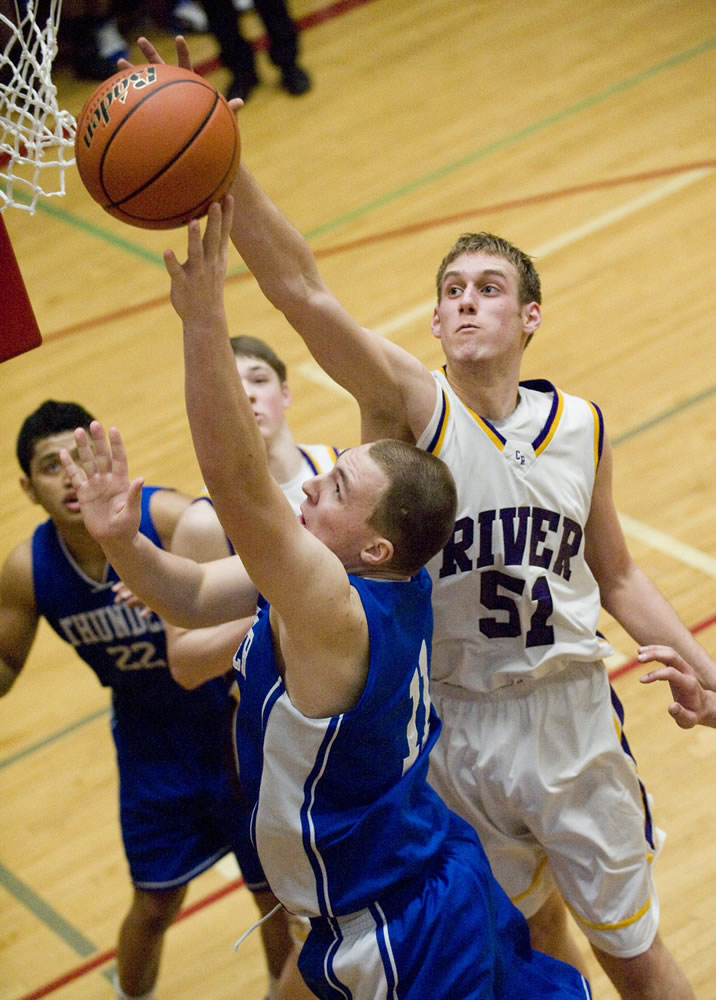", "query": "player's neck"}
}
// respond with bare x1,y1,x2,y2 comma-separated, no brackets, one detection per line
265,426,303,484
57,522,109,581
444,360,521,422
